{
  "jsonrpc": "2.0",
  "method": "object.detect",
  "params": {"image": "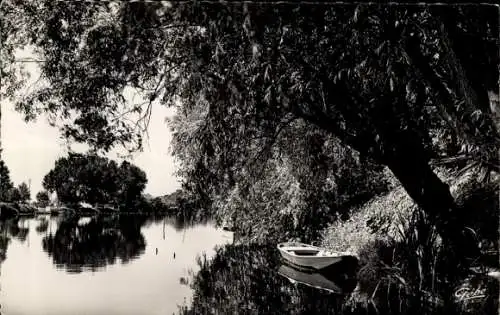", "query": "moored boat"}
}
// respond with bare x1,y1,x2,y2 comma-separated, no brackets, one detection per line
277,242,357,270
